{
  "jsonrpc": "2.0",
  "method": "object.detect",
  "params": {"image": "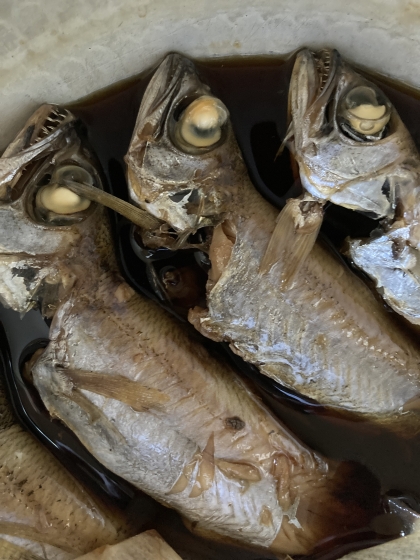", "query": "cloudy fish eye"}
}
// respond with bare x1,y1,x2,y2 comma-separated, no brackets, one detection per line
177,95,228,148
36,164,92,215
339,85,391,136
